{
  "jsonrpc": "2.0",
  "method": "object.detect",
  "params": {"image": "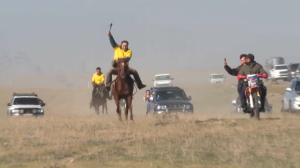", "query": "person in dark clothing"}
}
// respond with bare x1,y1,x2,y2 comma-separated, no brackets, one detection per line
238,53,268,112
105,31,146,91
224,54,247,106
